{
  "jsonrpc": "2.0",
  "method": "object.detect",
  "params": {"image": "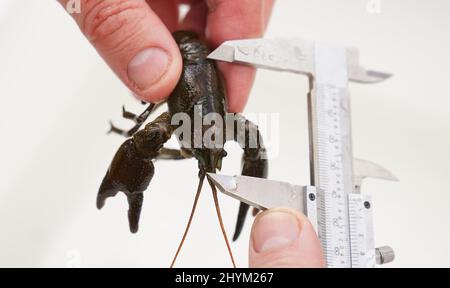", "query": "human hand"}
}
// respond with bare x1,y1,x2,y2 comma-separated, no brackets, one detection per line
249,208,325,268
59,0,274,112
